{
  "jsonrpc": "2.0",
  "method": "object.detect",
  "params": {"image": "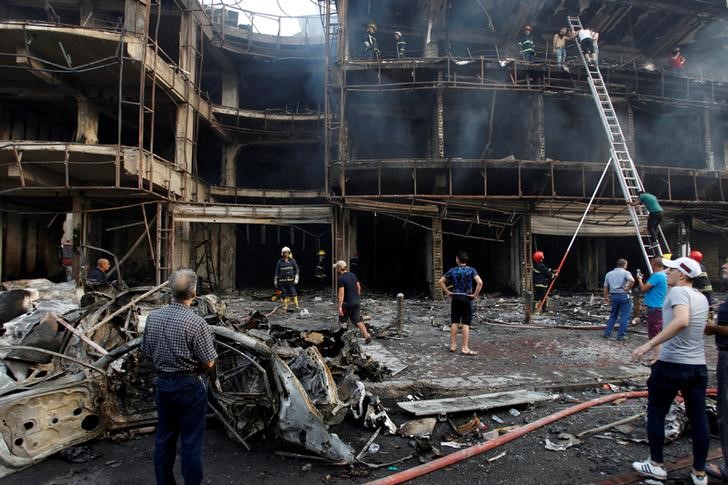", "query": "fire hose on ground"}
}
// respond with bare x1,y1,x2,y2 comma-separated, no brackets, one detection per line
365,388,717,485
